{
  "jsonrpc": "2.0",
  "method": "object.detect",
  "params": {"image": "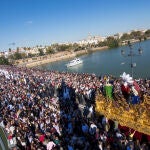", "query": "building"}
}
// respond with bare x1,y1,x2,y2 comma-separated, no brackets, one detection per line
113,33,123,39
77,35,106,46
